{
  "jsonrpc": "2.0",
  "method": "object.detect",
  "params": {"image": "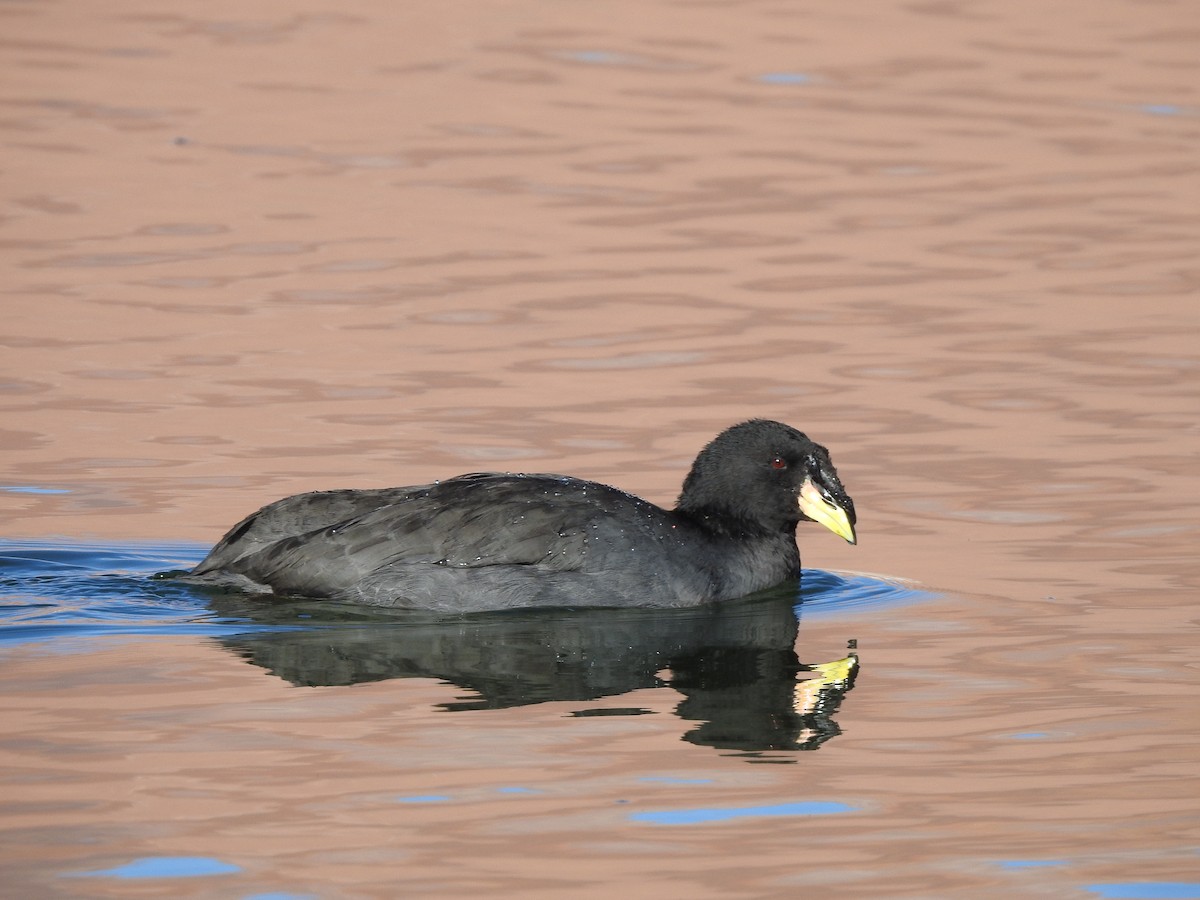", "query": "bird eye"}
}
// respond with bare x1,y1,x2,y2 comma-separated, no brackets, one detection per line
770,456,787,470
